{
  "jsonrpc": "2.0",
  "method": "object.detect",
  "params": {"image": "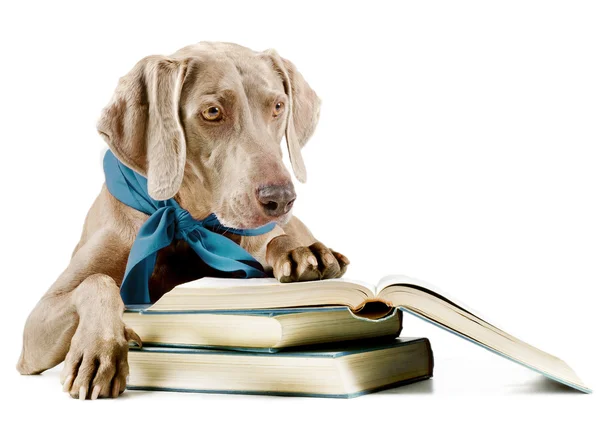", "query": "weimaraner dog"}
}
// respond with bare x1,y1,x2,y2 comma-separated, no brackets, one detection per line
17,42,349,400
